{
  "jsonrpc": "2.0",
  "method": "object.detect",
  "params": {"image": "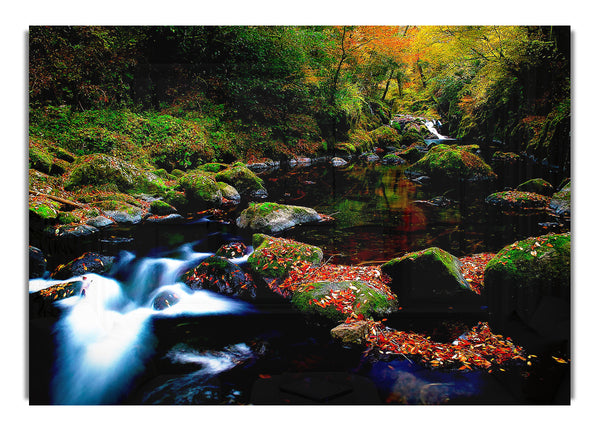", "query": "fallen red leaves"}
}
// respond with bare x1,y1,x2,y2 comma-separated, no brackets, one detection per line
364,319,526,370
458,252,495,294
